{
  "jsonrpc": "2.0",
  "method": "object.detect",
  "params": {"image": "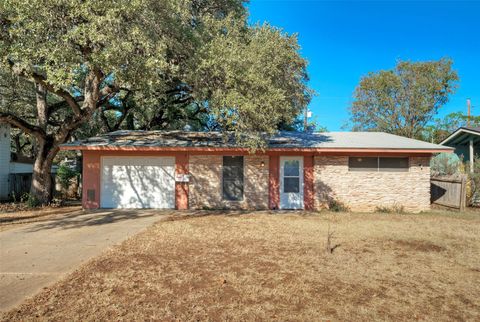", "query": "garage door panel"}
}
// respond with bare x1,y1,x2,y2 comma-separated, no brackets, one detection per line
101,157,175,209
